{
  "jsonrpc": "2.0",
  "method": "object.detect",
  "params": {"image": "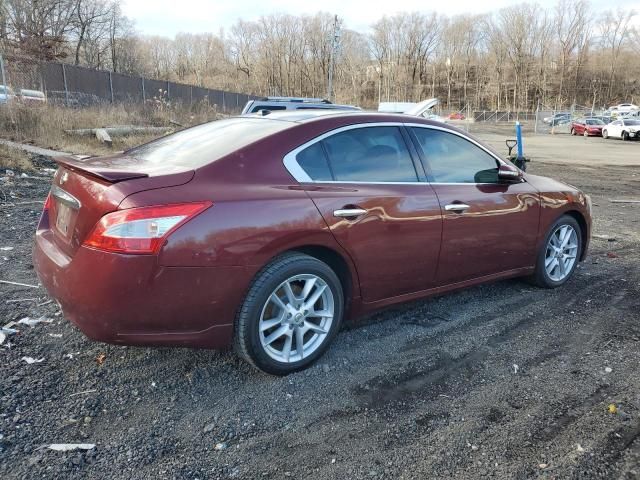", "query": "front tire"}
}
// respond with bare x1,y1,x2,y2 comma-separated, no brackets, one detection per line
602,129,608,139
234,253,344,375
529,215,582,288
571,128,576,135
